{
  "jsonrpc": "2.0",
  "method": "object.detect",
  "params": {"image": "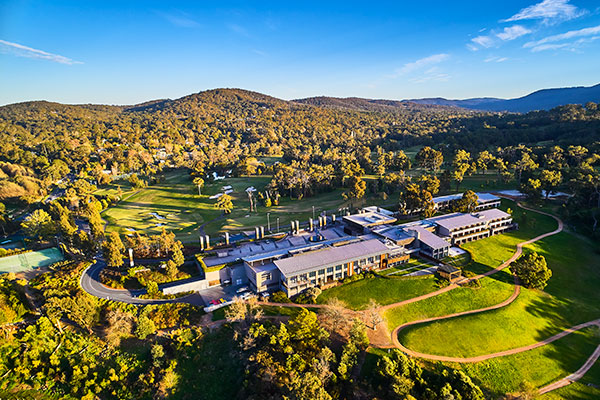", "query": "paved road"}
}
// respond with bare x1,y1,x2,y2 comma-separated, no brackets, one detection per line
80,257,205,306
